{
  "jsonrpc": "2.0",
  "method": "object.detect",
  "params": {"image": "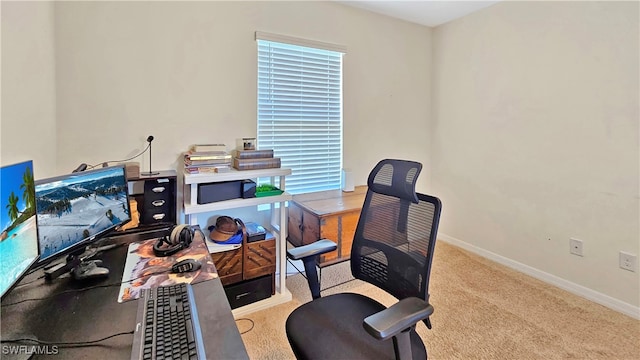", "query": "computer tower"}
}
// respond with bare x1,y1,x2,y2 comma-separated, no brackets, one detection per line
223,274,274,309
